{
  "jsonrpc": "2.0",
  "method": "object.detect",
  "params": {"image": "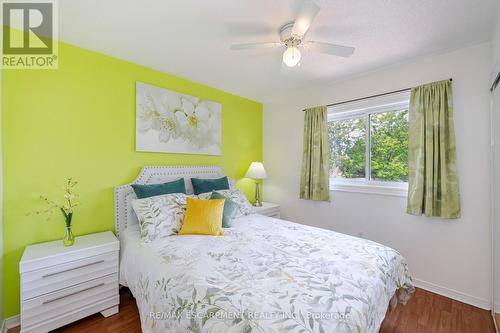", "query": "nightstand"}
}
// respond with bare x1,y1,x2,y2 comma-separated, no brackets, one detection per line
19,231,119,333
252,202,281,218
